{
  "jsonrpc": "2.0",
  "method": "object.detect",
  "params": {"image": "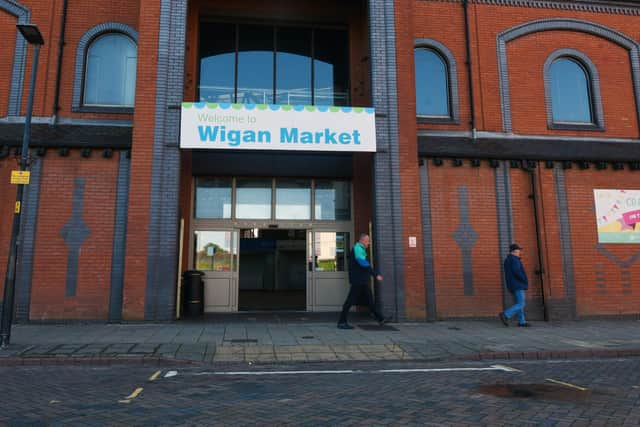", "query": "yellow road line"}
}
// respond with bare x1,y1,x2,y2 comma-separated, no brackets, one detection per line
149,370,162,381
118,386,144,404
546,378,588,391
126,387,144,399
